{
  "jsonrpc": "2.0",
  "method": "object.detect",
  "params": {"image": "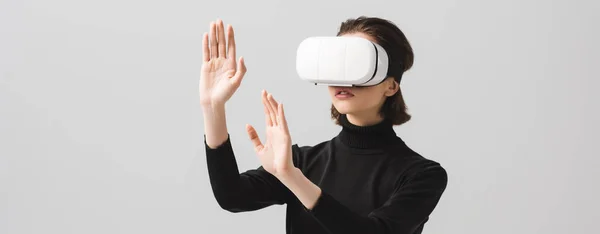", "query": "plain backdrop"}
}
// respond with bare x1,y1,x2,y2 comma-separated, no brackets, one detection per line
1,0,599,233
